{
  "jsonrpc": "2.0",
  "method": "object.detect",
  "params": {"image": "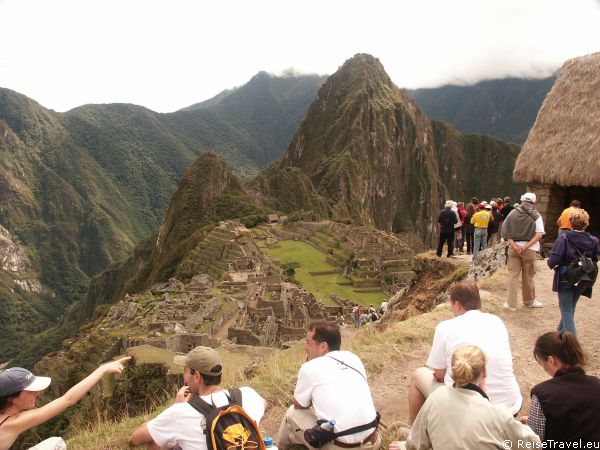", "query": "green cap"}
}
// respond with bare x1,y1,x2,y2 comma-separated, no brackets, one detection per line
173,346,222,376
